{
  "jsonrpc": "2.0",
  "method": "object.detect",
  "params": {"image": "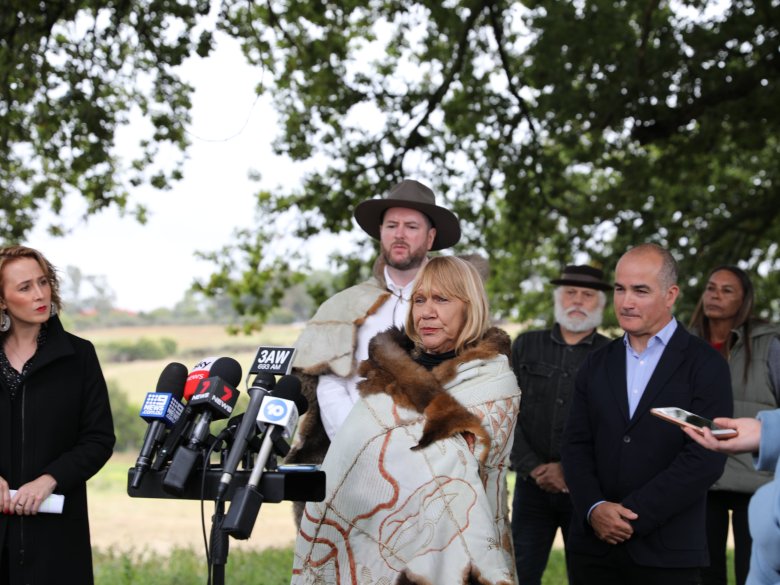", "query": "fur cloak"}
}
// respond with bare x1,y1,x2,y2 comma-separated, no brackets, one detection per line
286,258,391,473
291,327,521,585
